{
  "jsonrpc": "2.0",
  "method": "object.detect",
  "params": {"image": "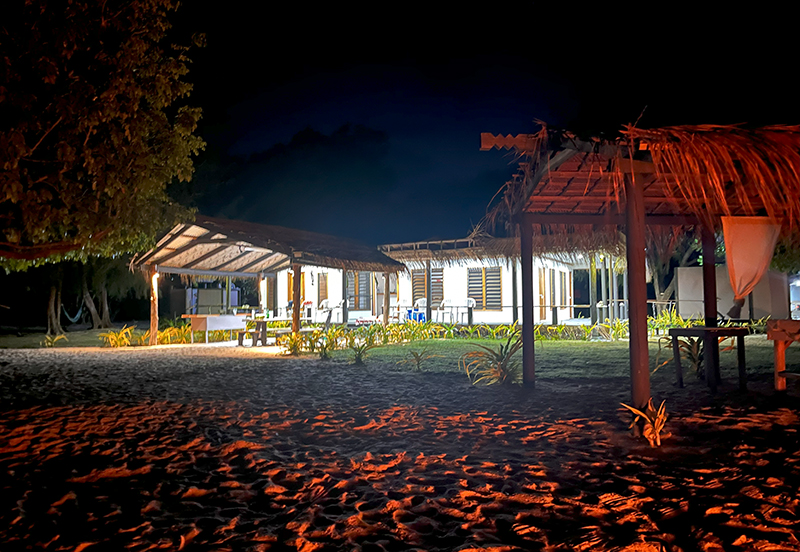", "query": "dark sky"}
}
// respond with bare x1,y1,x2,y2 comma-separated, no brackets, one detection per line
173,4,796,245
